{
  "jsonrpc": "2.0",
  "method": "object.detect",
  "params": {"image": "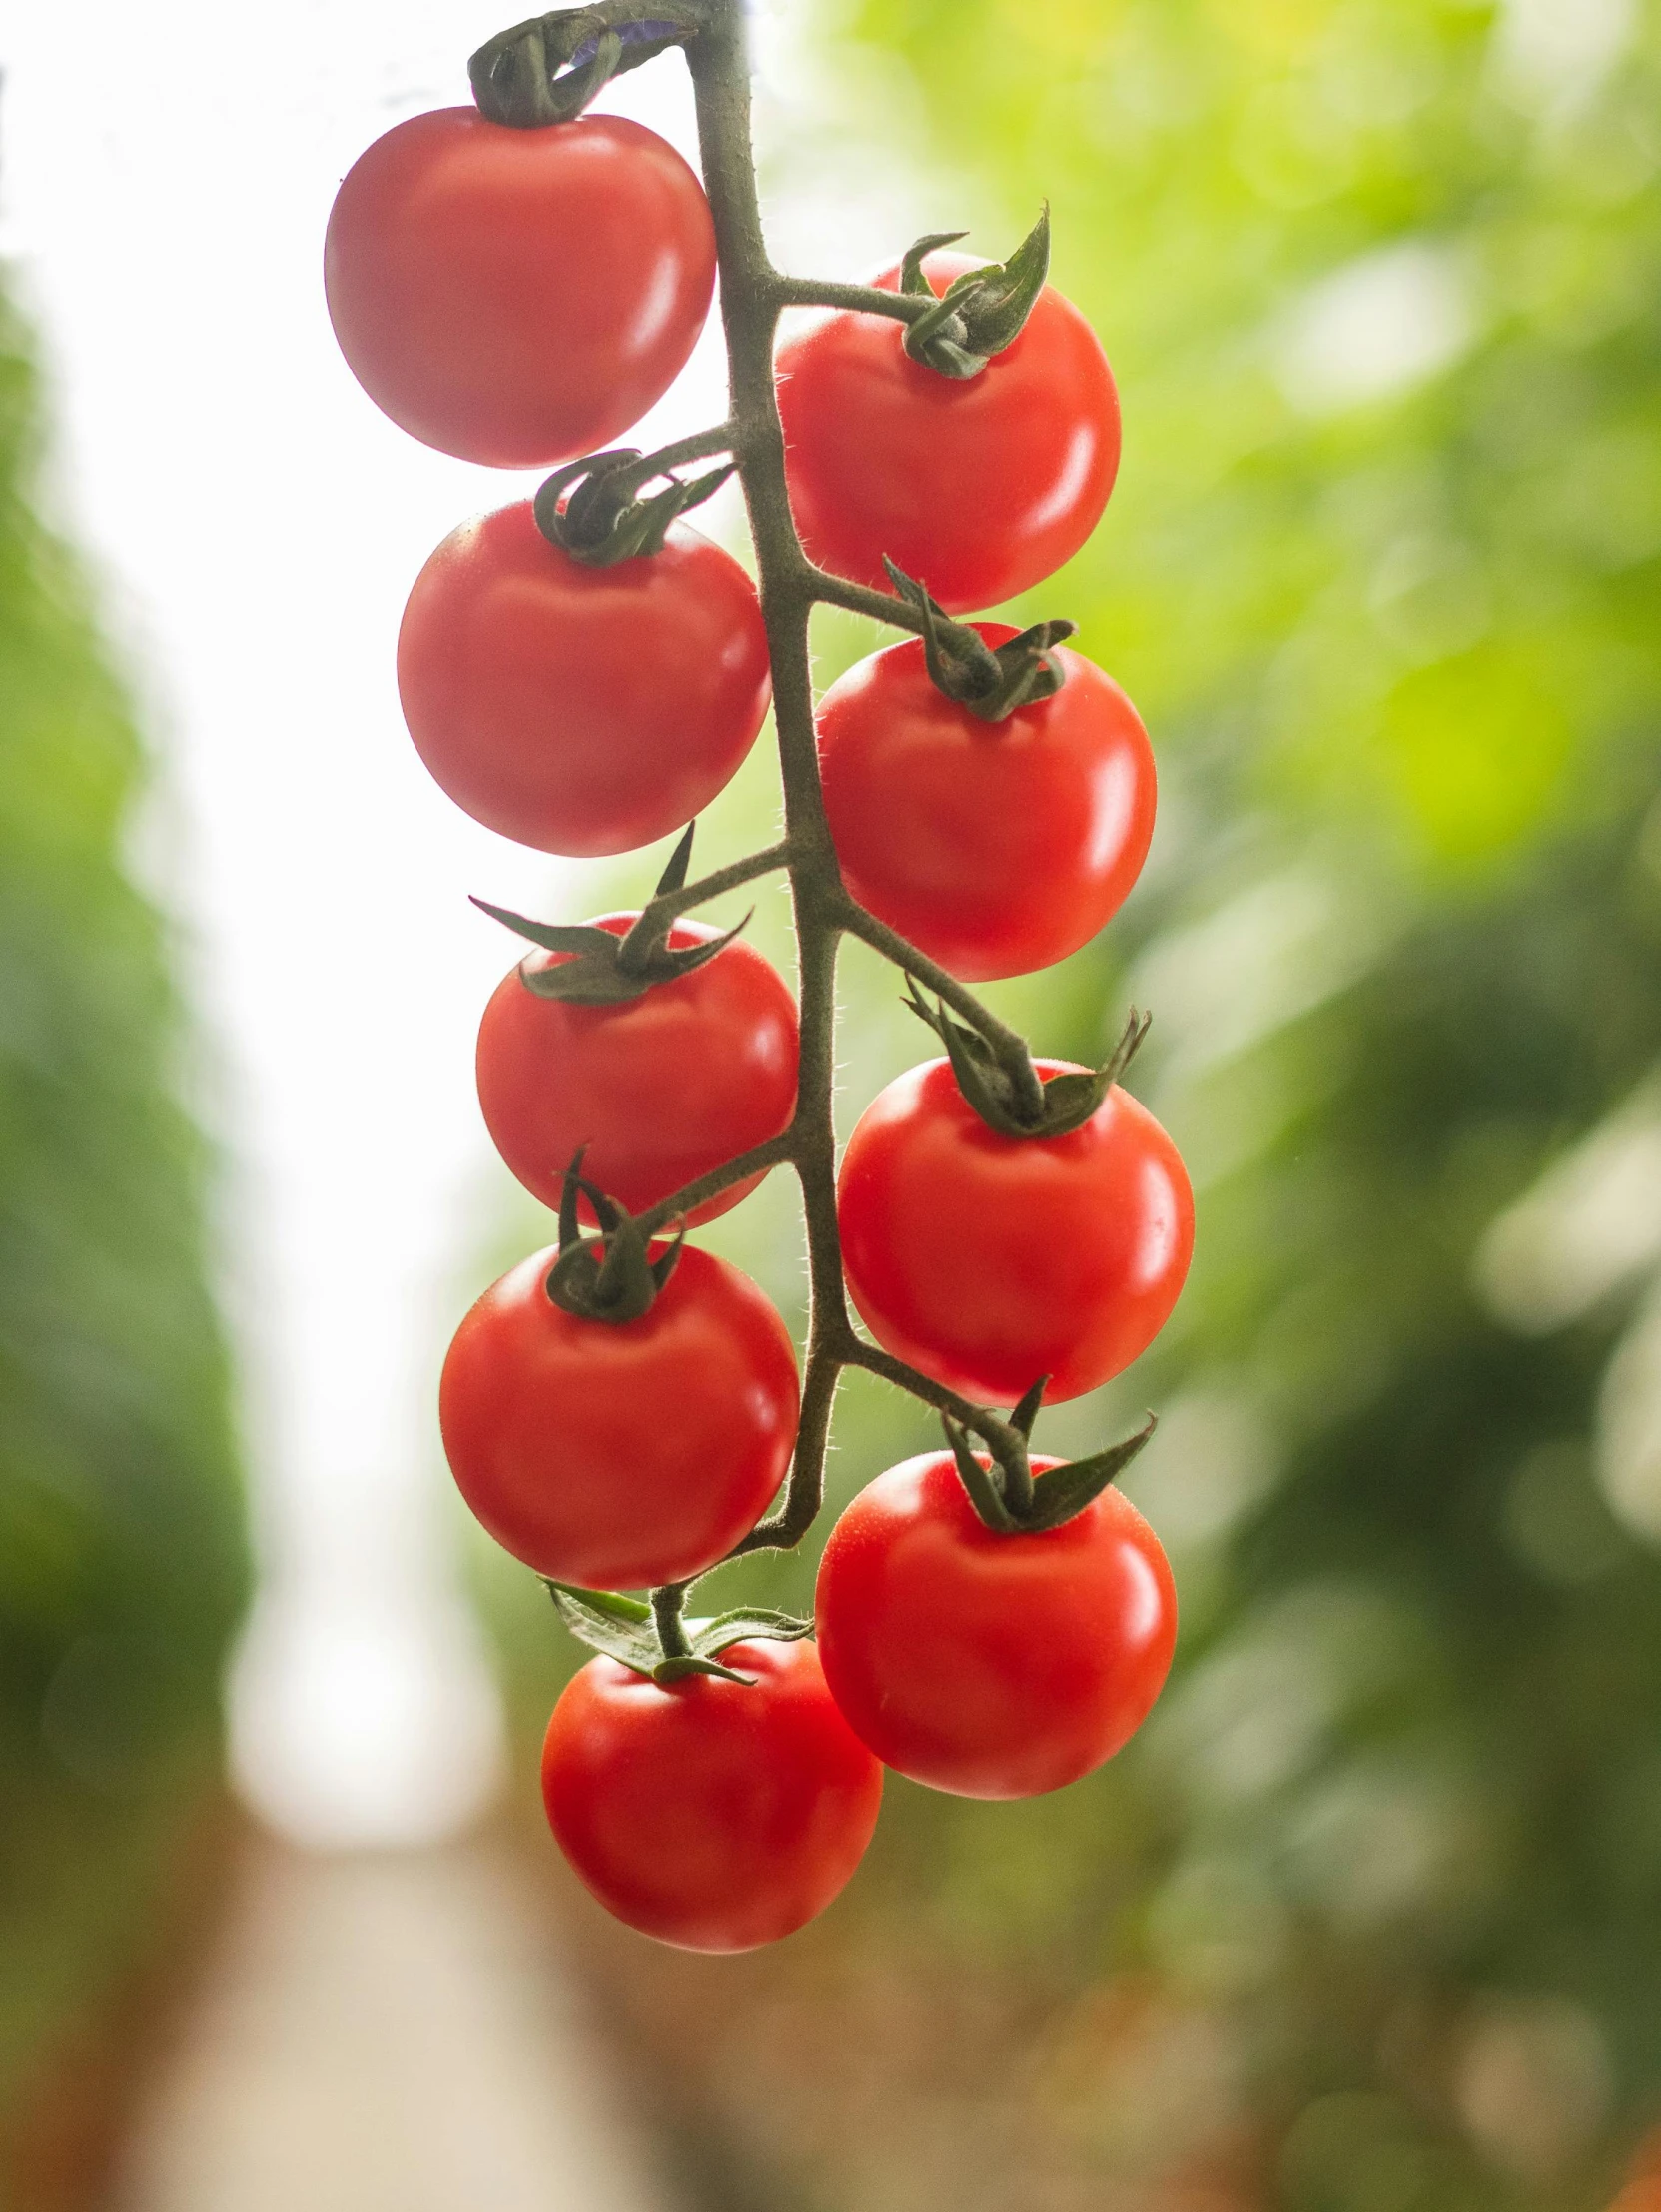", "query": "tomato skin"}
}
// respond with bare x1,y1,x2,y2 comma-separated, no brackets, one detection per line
777,252,1119,614
398,502,772,856
818,627,1156,983
477,914,798,1227
815,1451,1176,1799
542,1639,883,1951
439,1243,798,1590
325,109,716,468
837,1060,1193,1405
